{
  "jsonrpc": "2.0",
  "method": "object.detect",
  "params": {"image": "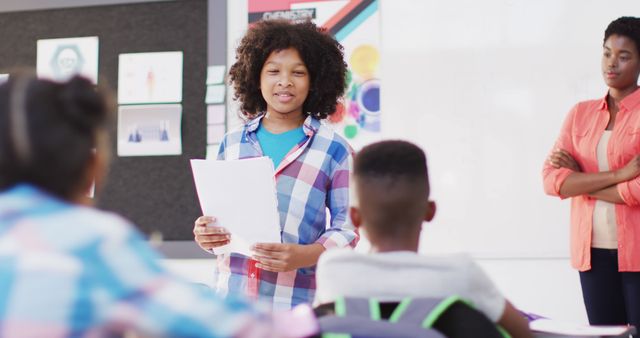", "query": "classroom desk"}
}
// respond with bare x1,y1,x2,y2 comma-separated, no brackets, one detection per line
532,326,636,338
